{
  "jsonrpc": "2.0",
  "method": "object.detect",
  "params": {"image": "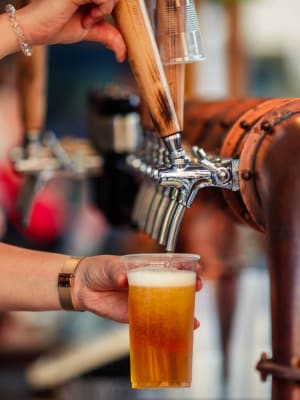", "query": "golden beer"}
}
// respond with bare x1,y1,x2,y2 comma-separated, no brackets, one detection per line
128,267,196,388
